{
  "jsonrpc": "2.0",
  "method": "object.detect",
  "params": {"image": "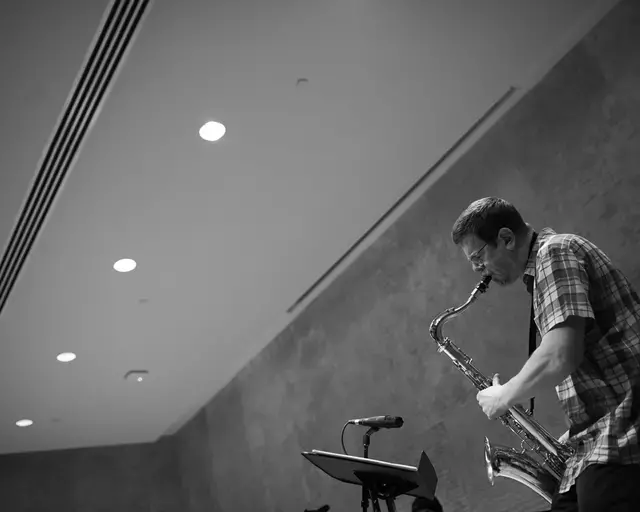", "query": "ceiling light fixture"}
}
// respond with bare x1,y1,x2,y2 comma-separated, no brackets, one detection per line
16,419,33,428
113,258,137,272
57,352,76,363
199,121,226,142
